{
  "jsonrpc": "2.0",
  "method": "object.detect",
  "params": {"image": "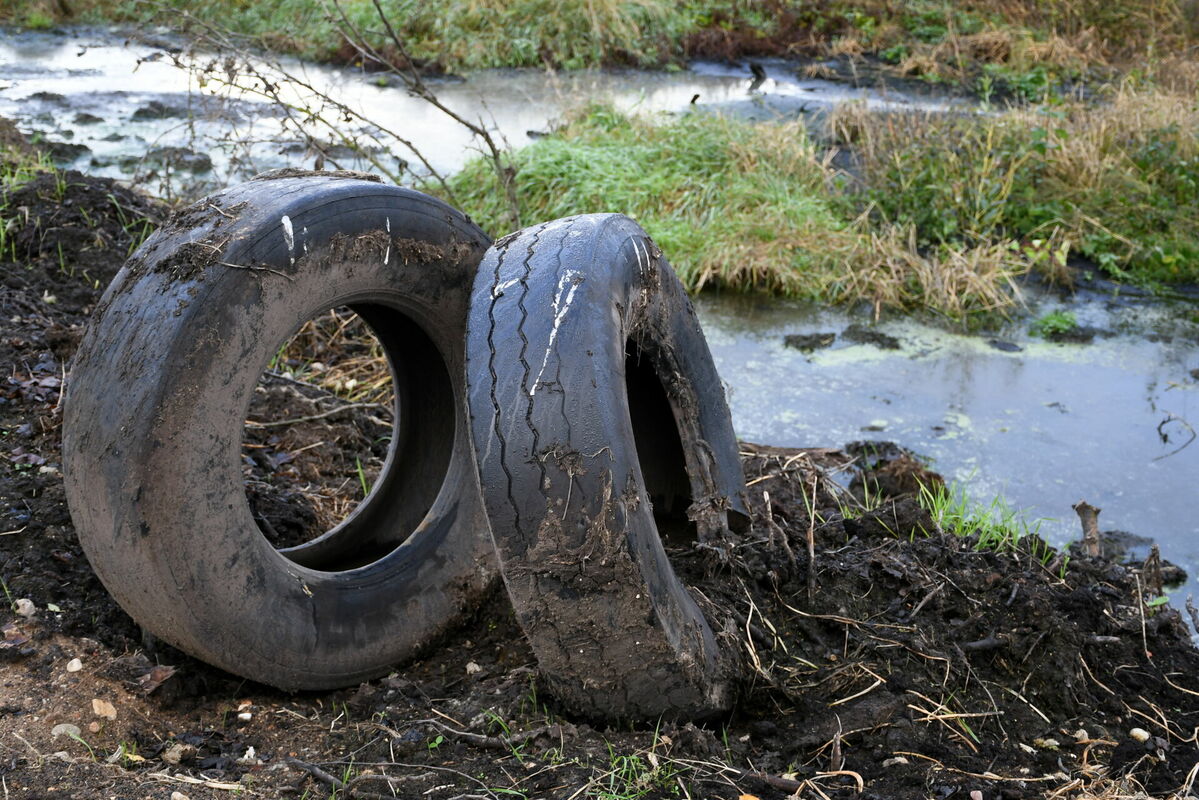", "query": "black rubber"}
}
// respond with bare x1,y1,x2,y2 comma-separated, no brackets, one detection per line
465,213,749,721
63,174,496,690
